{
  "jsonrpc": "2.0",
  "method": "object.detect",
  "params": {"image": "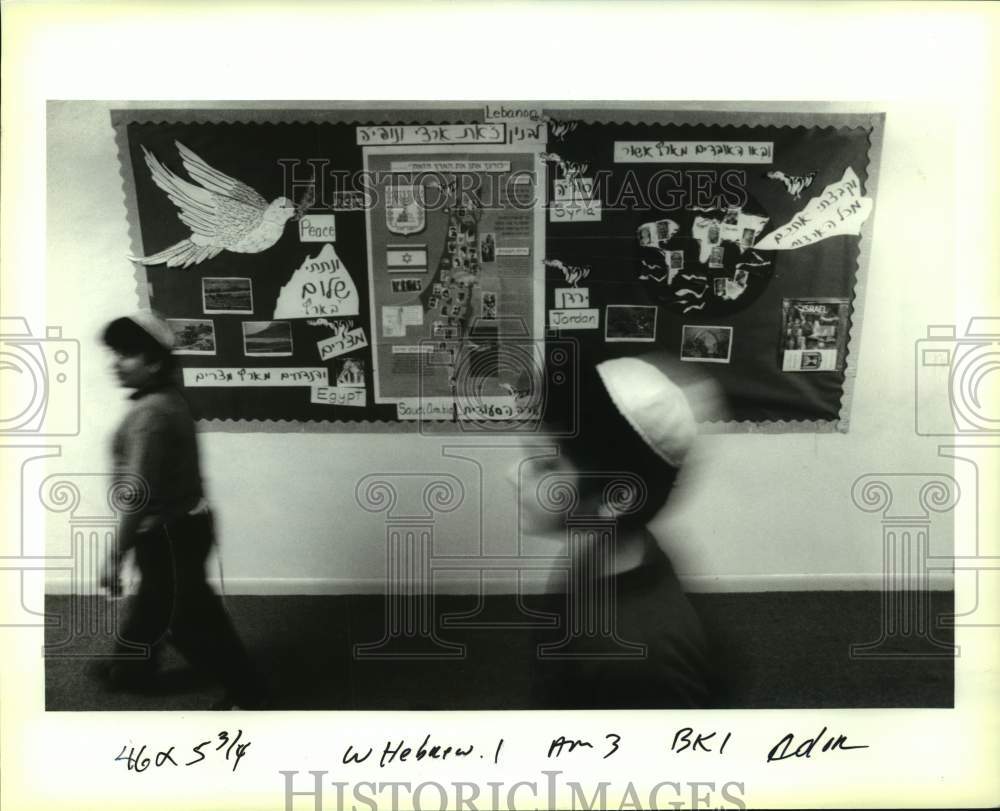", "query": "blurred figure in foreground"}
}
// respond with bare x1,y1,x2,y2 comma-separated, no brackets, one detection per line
98,311,267,710
521,353,725,708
